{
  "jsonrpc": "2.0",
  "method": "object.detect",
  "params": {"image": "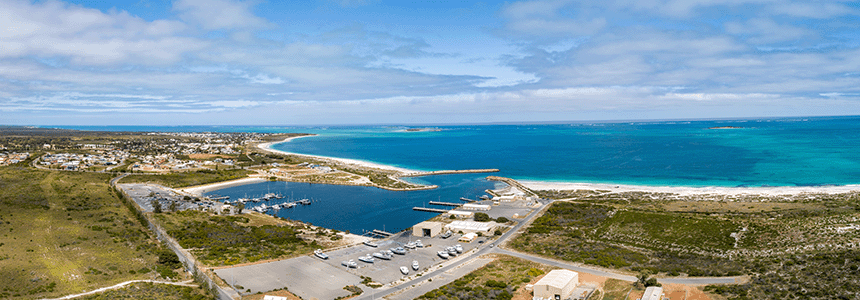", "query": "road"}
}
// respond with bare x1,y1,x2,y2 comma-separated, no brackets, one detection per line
360,199,743,299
